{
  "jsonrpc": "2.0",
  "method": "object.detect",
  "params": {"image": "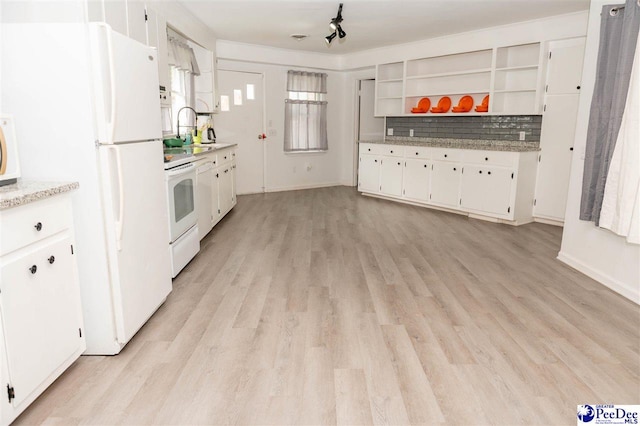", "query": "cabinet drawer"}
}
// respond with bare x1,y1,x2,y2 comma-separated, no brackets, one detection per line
0,195,72,256
463,150,518,167
432,148,462,162
405,146,431,159
217,149,234,165
360,143,403,157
